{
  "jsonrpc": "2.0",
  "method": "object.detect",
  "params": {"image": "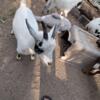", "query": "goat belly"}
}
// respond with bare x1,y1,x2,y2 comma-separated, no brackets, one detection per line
16,35,35,55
